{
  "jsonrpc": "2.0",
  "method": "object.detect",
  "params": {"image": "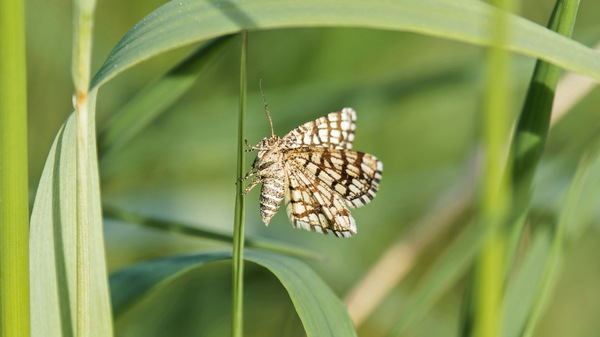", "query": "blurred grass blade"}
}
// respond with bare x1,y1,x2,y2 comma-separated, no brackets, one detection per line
30,93,113,337
109,251,231,317
98,36,234,159
506,0,580,264
0,0,30,334
245,250,357,337
500,1,580,336
232,30,248,337
520,147,600,336
91,0,600,90
388,223,483,337
103,205,324,261
501,222,553,337
110,250,357,337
